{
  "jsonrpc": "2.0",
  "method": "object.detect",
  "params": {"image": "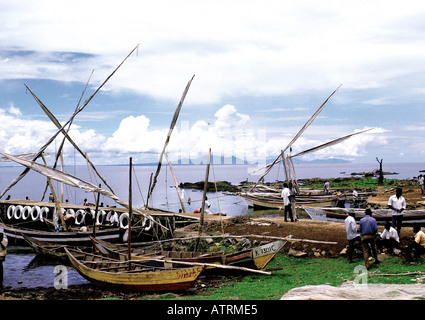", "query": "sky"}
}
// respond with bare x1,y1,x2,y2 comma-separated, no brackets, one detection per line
1,0,425,169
